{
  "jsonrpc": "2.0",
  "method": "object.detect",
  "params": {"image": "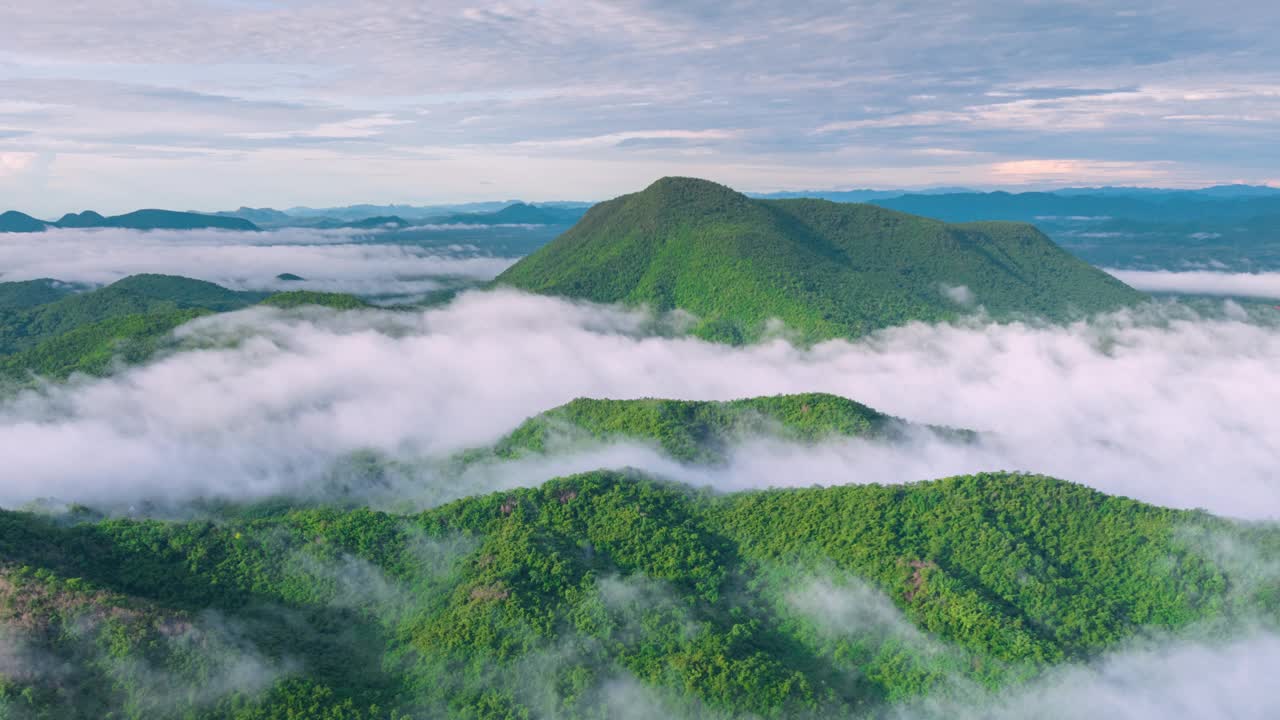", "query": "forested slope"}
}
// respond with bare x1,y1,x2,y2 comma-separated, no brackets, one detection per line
0,471,1272,719
497,178,1144,342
